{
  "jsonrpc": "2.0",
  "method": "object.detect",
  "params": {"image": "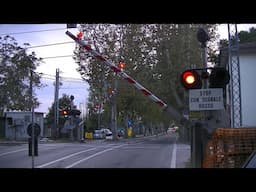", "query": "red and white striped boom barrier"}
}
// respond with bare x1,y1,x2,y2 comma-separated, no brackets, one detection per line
66,31,182,122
